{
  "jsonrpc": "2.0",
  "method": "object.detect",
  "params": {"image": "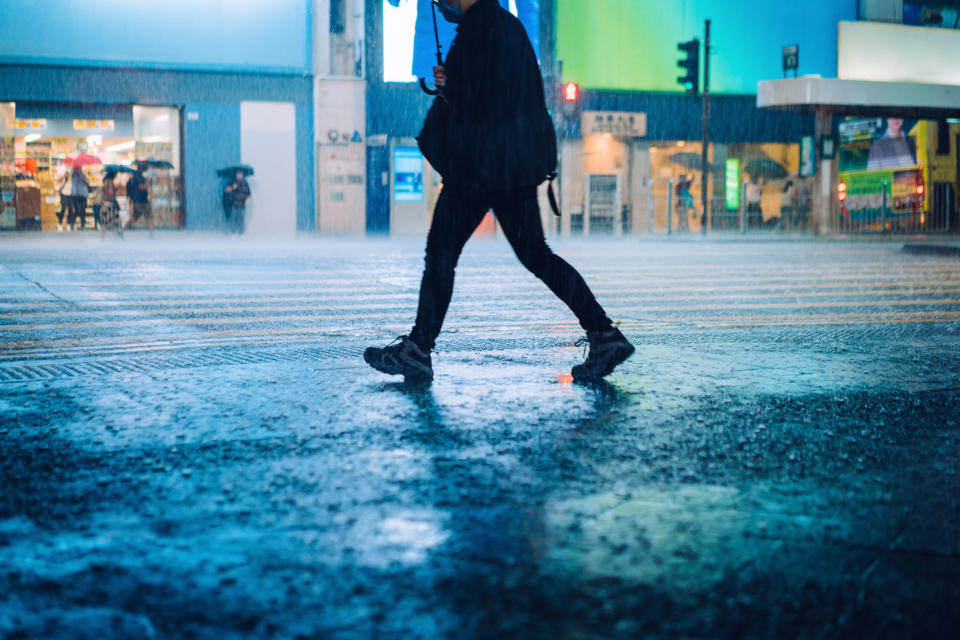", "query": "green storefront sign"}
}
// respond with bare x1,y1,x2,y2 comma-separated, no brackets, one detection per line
725,158,740,210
